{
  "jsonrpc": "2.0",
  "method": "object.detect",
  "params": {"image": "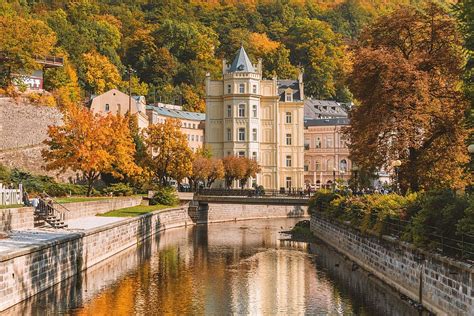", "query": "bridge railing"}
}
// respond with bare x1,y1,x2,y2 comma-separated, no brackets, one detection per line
196,188,314,199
